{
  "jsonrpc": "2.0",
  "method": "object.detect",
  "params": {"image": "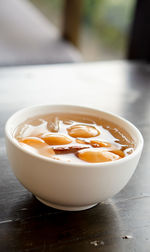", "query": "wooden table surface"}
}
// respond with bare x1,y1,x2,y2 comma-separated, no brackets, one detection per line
0,61,150,252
